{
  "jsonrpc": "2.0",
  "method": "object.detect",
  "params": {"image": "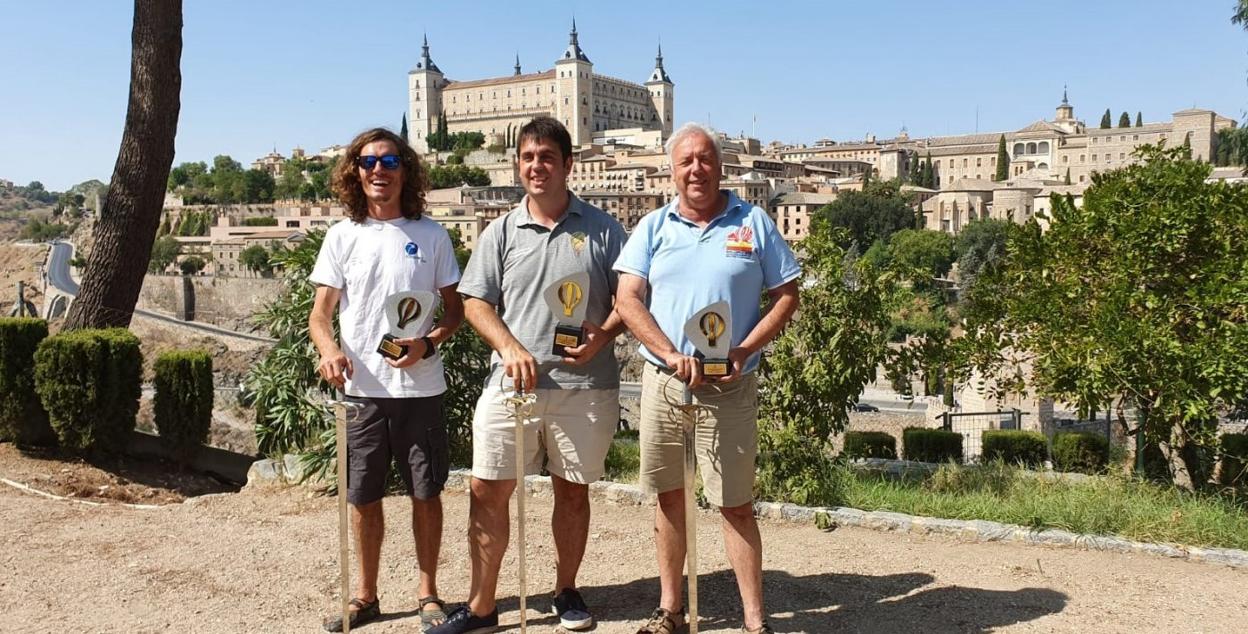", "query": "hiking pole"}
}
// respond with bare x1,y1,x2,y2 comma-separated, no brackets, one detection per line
502,378,537,633
681,386,699,634
662,376,716,634
335,399,351,634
